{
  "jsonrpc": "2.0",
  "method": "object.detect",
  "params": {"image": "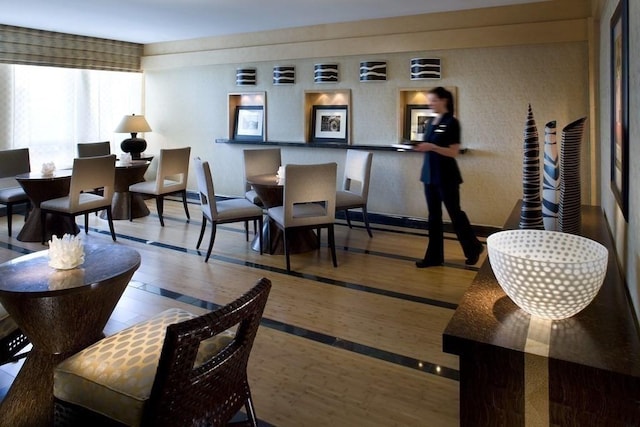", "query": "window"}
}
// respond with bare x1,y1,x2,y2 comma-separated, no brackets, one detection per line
2,64,142,167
